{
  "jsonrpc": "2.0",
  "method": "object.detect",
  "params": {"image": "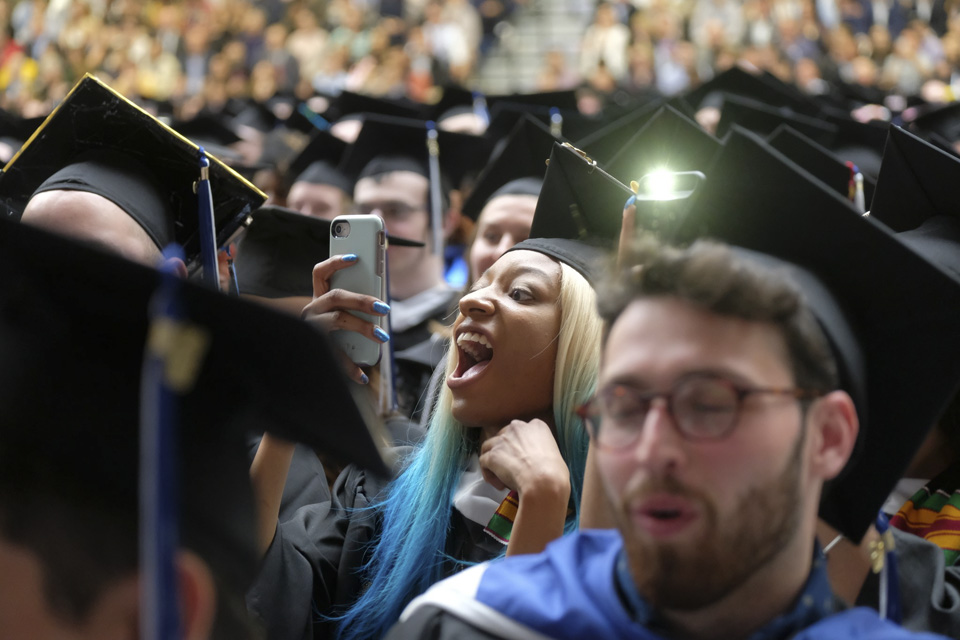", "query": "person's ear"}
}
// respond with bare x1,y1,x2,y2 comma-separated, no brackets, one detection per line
177,550,217,640
807,390,858,481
